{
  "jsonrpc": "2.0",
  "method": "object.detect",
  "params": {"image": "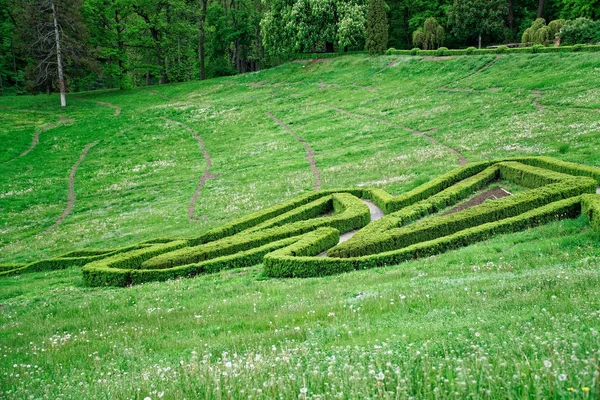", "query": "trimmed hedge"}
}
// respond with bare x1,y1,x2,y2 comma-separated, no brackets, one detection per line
140,193,369,269
582,194,600,231
4,156,599,285
0,244,153,277
81,193,368,286
385,44,600,57
330,162,595,258
264,196,583,278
